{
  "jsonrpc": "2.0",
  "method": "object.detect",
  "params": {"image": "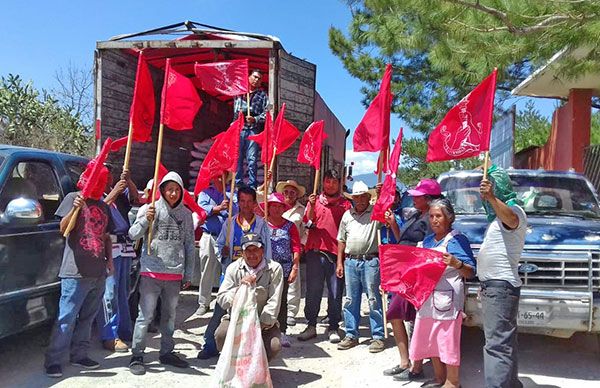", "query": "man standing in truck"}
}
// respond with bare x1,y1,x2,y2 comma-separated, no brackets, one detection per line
232,69,269,189
478,165,527,388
